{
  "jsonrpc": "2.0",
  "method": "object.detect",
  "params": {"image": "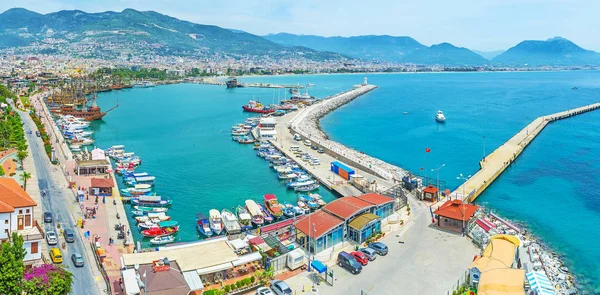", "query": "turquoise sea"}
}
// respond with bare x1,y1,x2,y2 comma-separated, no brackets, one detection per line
95,71,600,294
